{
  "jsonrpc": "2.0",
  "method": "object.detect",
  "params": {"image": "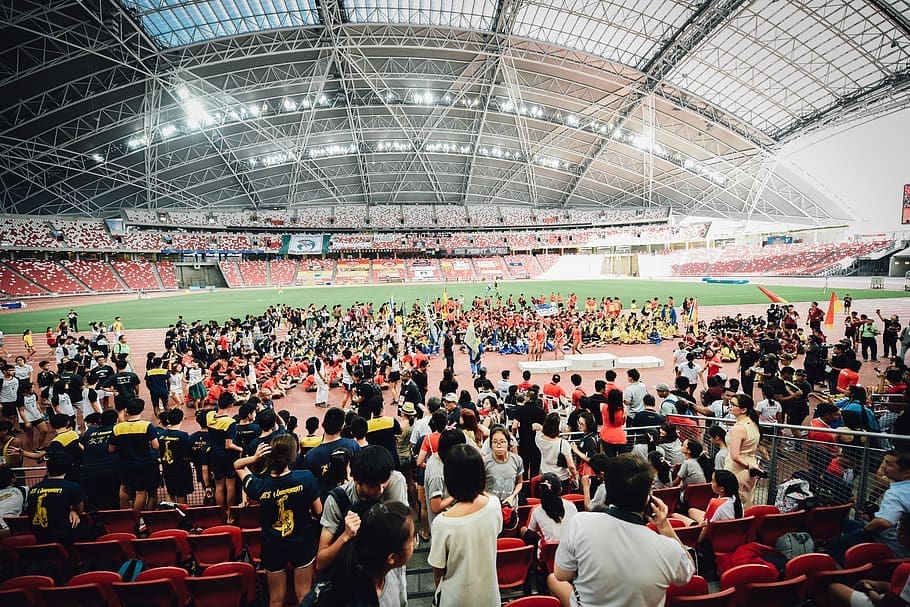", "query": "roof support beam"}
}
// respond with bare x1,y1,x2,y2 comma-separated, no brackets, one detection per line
865,0,910,41
558,0,750,209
